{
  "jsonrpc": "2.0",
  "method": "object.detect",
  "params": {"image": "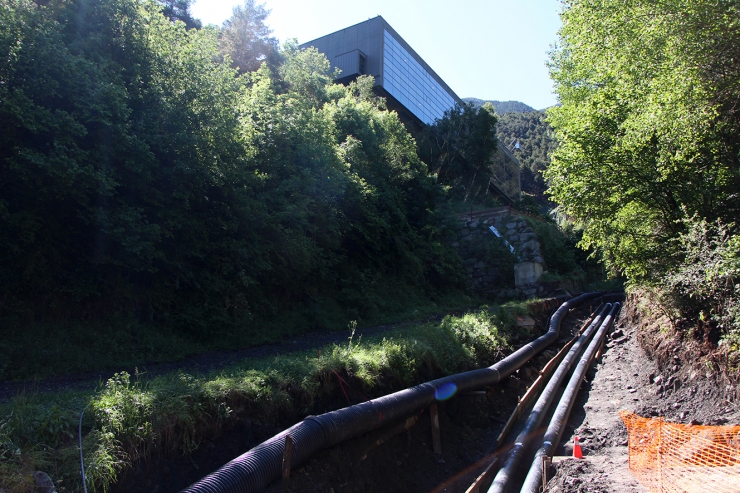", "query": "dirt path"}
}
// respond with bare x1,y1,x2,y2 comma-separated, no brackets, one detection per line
547,307,740,493
548,313,653,492
0,314,461,403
